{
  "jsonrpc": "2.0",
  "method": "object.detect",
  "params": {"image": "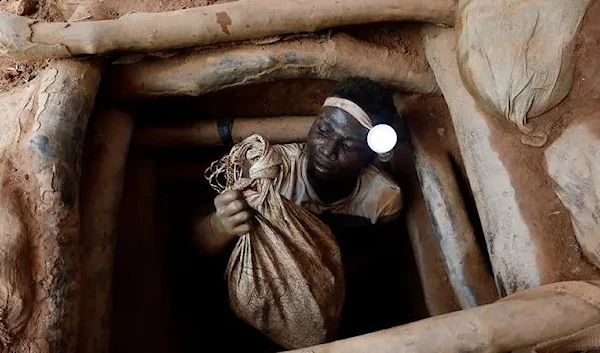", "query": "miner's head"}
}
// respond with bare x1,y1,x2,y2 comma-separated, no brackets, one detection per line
306,77,401,181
